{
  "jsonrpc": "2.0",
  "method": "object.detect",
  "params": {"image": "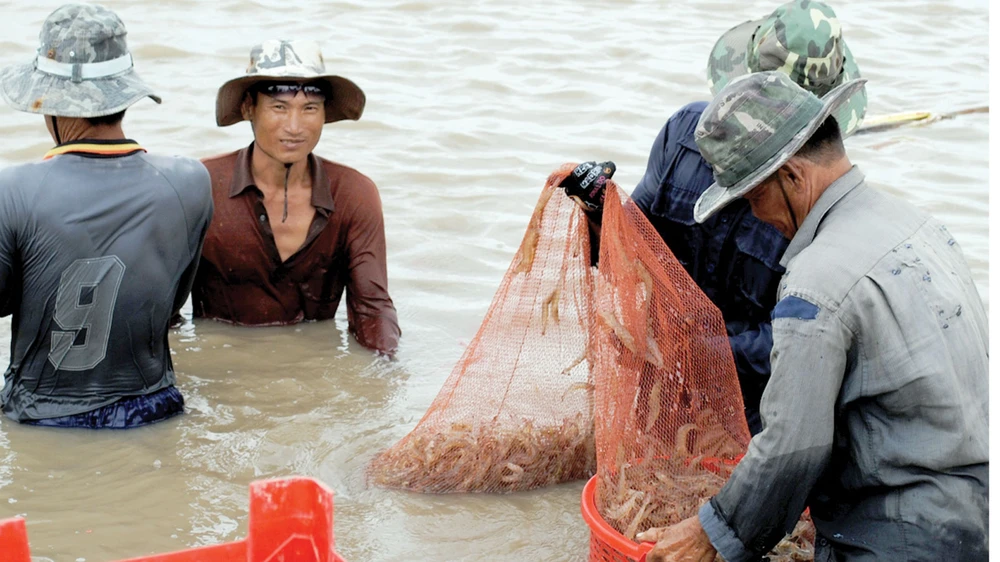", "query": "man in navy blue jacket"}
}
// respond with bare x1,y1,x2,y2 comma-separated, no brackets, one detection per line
562,0,867,433
630,103,788,434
